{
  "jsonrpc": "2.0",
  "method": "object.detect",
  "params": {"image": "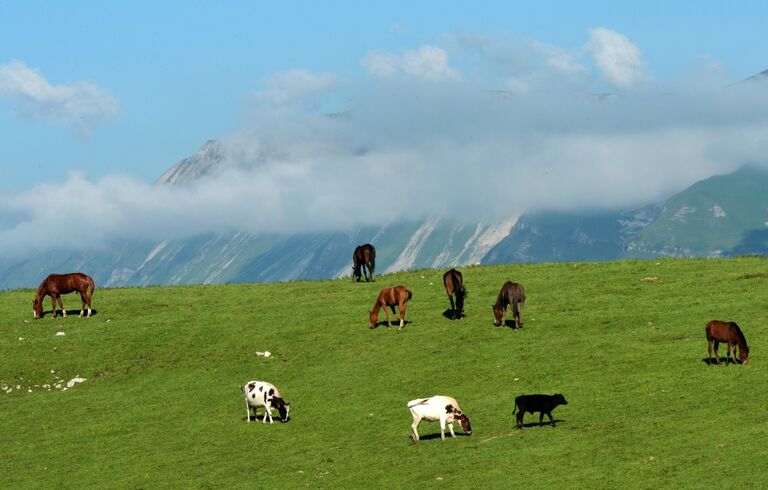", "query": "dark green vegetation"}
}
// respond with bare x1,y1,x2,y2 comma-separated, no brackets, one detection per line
2,258,767,487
